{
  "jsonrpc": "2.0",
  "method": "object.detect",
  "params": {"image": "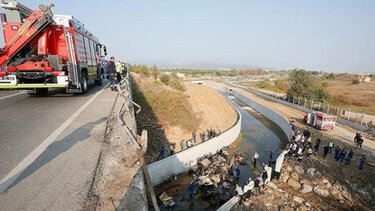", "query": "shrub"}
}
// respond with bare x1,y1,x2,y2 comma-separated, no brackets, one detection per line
326,73,336,80
169,78,186,91
257,79,271,89
321,82,328,87
274,79,288,91
160,74,170,85
352,79,360,85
